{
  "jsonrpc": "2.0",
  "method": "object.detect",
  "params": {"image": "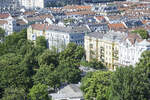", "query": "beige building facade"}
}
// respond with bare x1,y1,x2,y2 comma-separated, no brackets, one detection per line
85,31,126,70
